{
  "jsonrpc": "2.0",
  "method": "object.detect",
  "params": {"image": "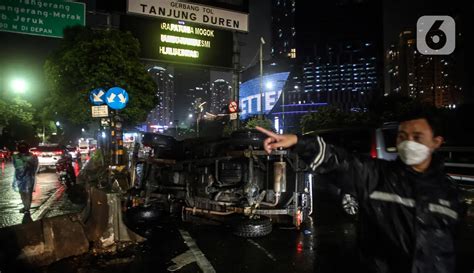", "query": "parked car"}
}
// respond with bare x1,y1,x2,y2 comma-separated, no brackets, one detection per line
124,130,312,238
30,144,65,170
78,138,97,155
304,122,399,161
